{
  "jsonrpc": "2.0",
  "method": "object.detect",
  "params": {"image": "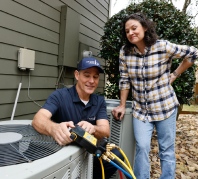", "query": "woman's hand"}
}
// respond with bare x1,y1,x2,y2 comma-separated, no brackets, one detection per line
111,105,126,120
